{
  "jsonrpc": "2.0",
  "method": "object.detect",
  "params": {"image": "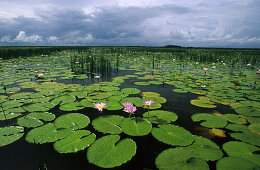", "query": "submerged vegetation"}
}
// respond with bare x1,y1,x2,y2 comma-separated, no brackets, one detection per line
0,46,259,169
